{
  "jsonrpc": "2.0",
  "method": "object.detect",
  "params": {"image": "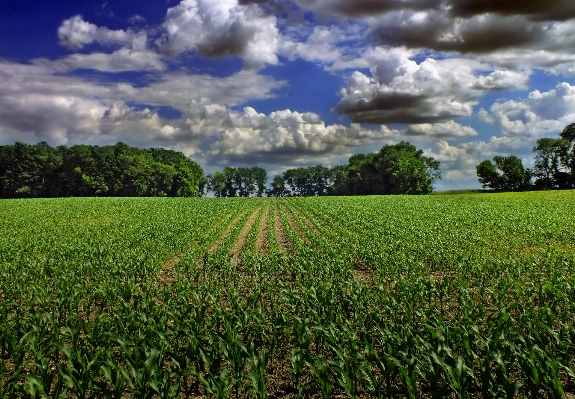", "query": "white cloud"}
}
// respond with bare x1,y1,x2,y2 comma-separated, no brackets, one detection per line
203,106,399,163
481,82,575,137
333,56,529,124
158,0,280,69
40,49,167,72
404,121,478,138
111,70,285,111
0,60,283,152
0,60,401,166
58,15,147,50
